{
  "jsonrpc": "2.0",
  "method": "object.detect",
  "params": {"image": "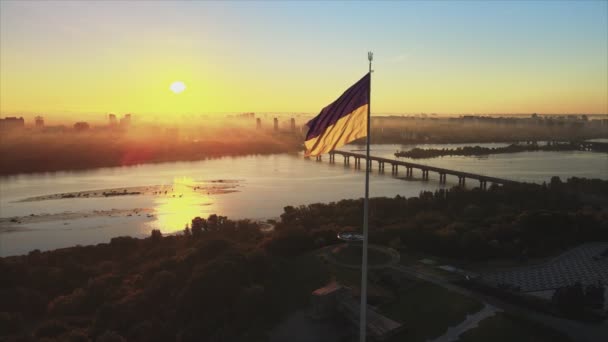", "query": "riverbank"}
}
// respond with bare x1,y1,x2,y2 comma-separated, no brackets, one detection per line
395,142,608,159
0,130,302,176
